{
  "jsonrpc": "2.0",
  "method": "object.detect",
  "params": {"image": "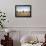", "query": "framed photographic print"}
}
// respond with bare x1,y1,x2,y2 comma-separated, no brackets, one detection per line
15,5,32,17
